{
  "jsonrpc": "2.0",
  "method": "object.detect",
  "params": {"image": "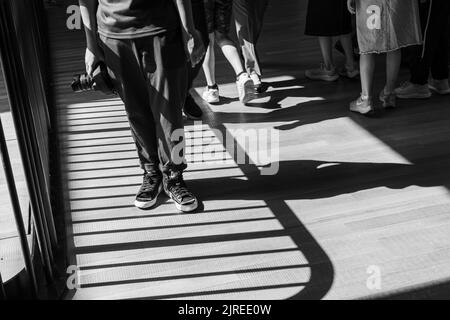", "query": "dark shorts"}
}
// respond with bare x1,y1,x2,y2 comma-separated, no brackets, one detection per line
304,0,352,37
204,0,233,34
